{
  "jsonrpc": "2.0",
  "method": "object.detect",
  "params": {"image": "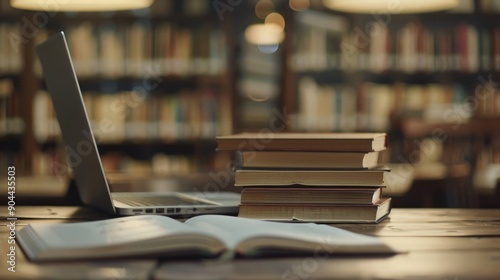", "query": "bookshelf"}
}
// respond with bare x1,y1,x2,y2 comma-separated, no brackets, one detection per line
0,4,25,174
3,0,499,201
287,9,500,131
282,0,500,202
1,0,235,176
225,1,290,133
